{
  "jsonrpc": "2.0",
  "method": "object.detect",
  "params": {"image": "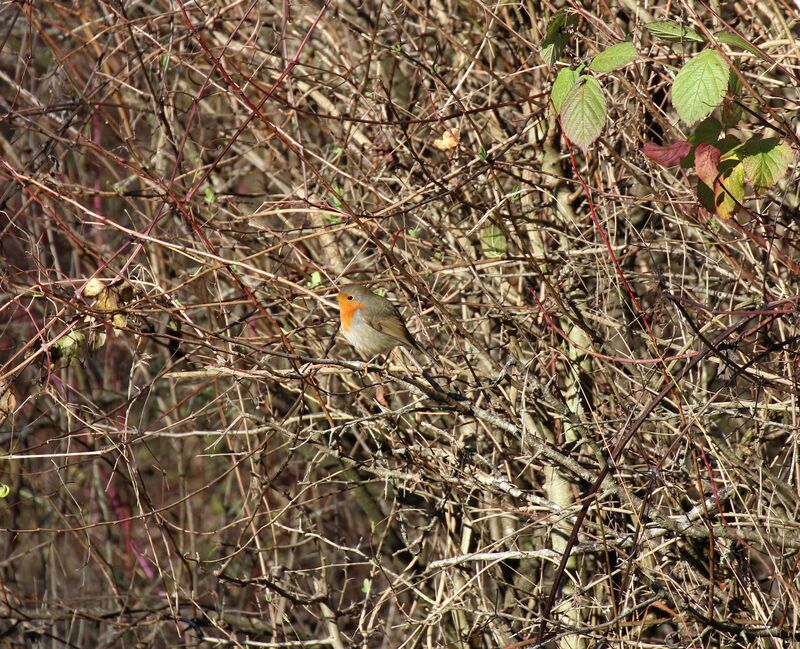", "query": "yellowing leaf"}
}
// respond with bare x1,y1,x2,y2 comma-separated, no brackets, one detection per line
83,278,105,298
112,313,128,332
93,284,130,335
96,288,119,313
714,162,745,220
